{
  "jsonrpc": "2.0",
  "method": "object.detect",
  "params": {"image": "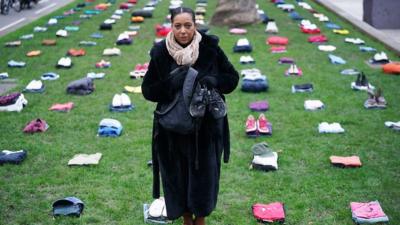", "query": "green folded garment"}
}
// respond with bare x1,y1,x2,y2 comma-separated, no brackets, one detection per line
65,26,80,31
252,142,274,157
